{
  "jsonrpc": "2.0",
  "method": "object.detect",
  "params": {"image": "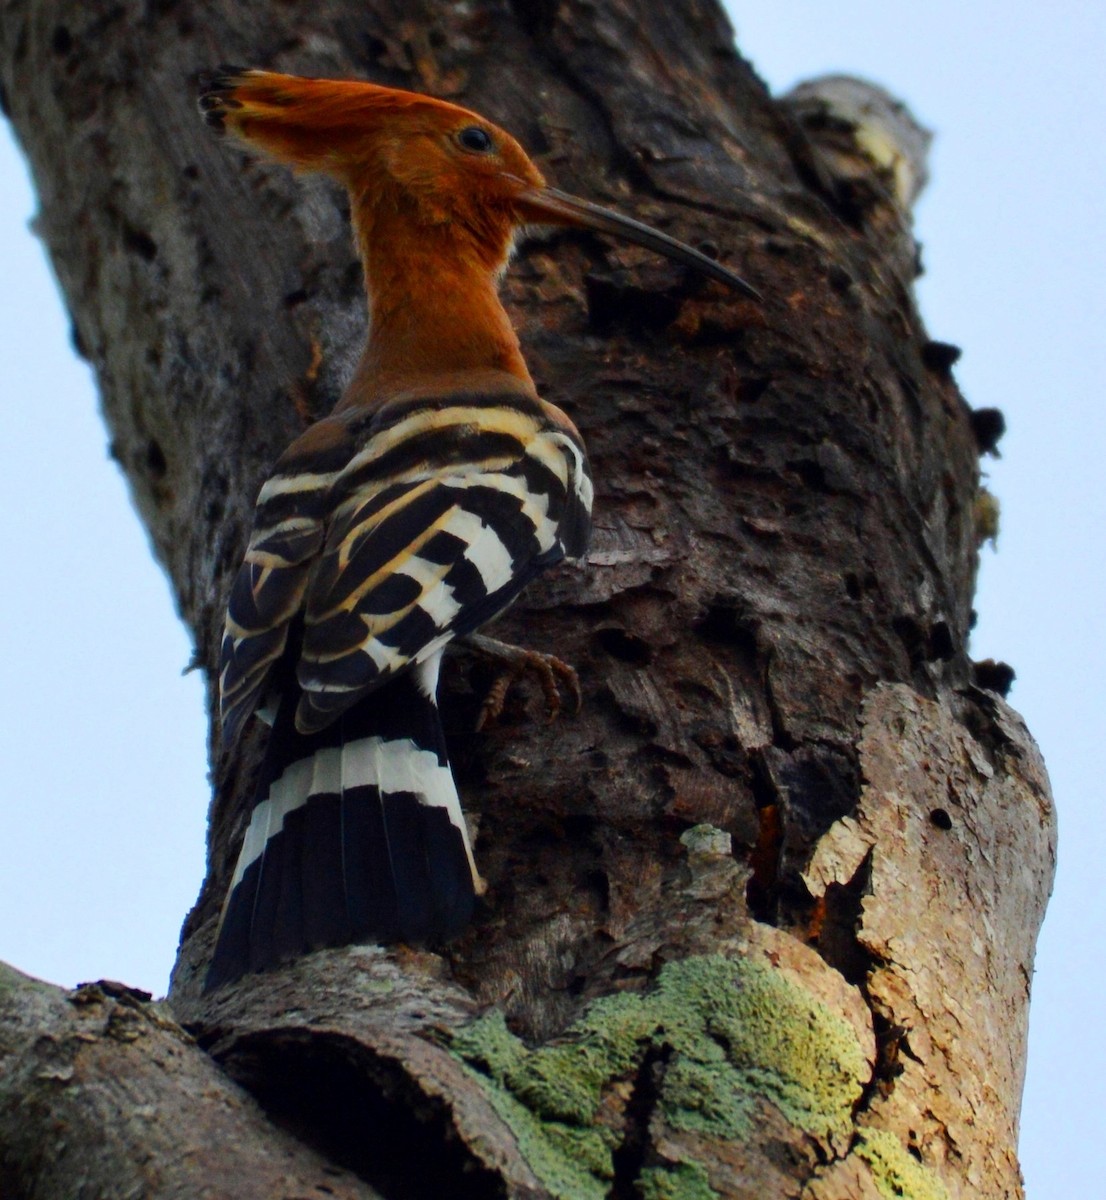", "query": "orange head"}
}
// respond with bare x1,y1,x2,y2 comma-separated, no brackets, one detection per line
199,68,759,294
